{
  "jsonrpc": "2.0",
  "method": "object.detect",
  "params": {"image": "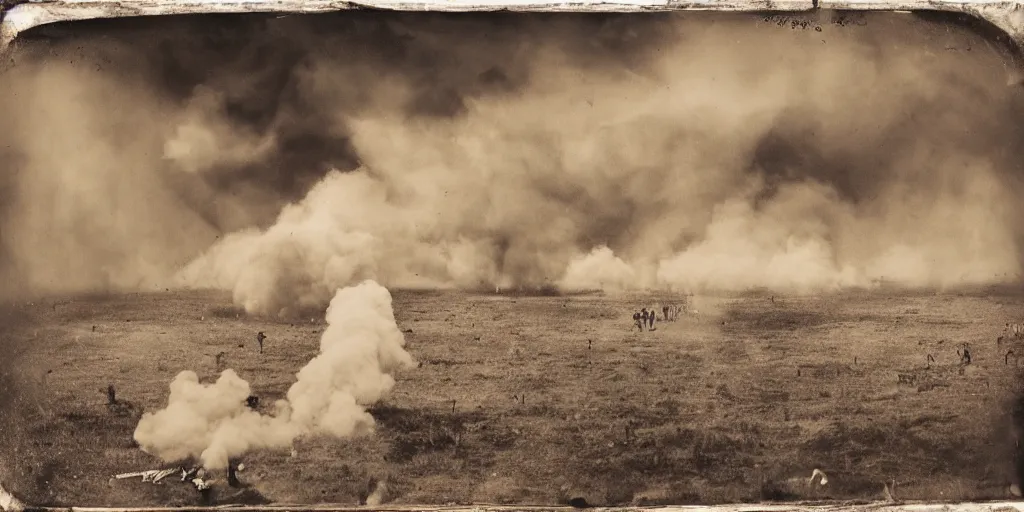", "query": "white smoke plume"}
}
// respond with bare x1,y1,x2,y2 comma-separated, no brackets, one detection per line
559,246,640,292
133,280,416,469
365,480,388,506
